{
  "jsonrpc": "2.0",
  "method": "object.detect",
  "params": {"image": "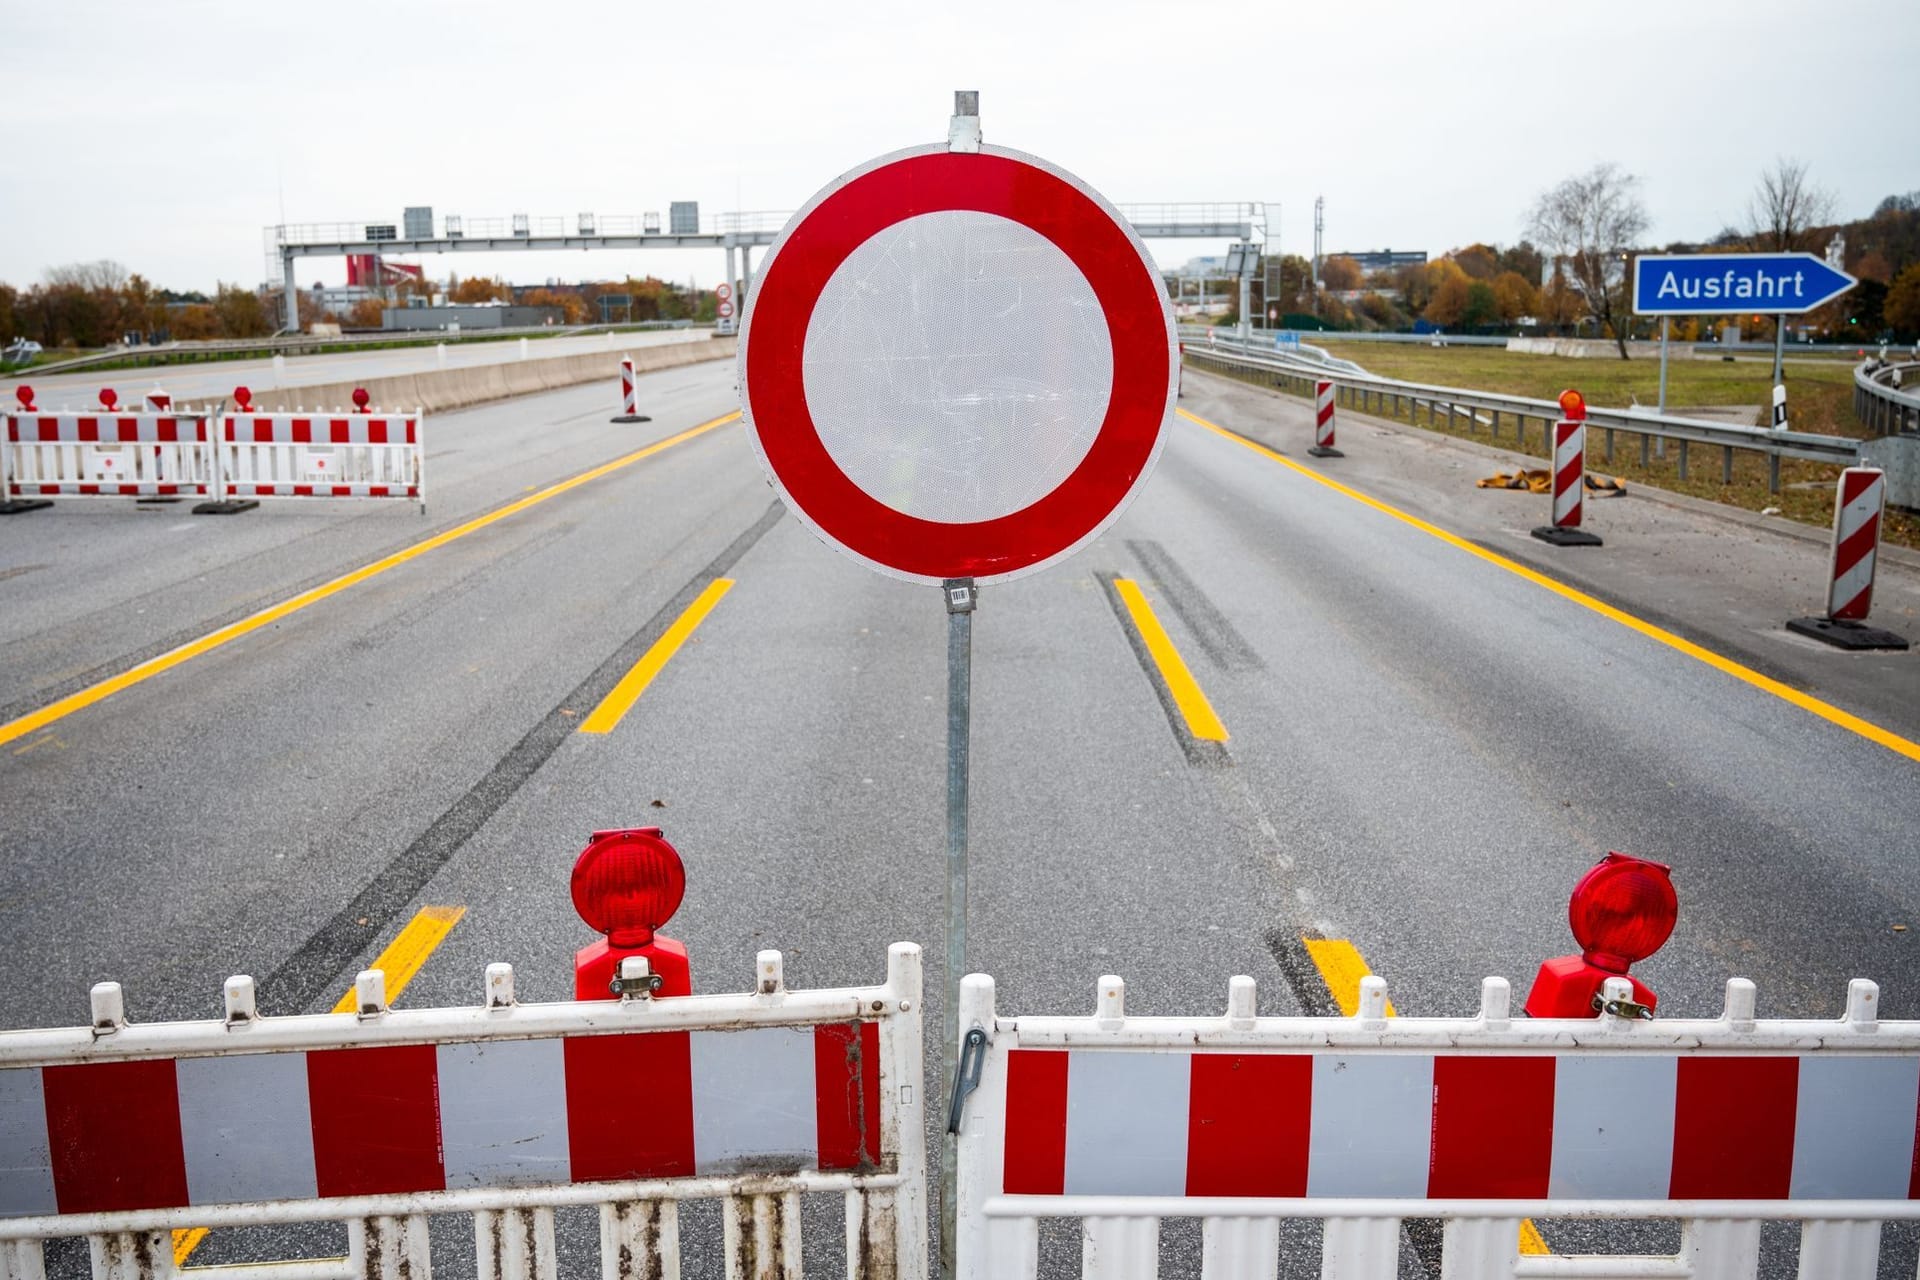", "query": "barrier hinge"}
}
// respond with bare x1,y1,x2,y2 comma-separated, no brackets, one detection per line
946,1026,988,1134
